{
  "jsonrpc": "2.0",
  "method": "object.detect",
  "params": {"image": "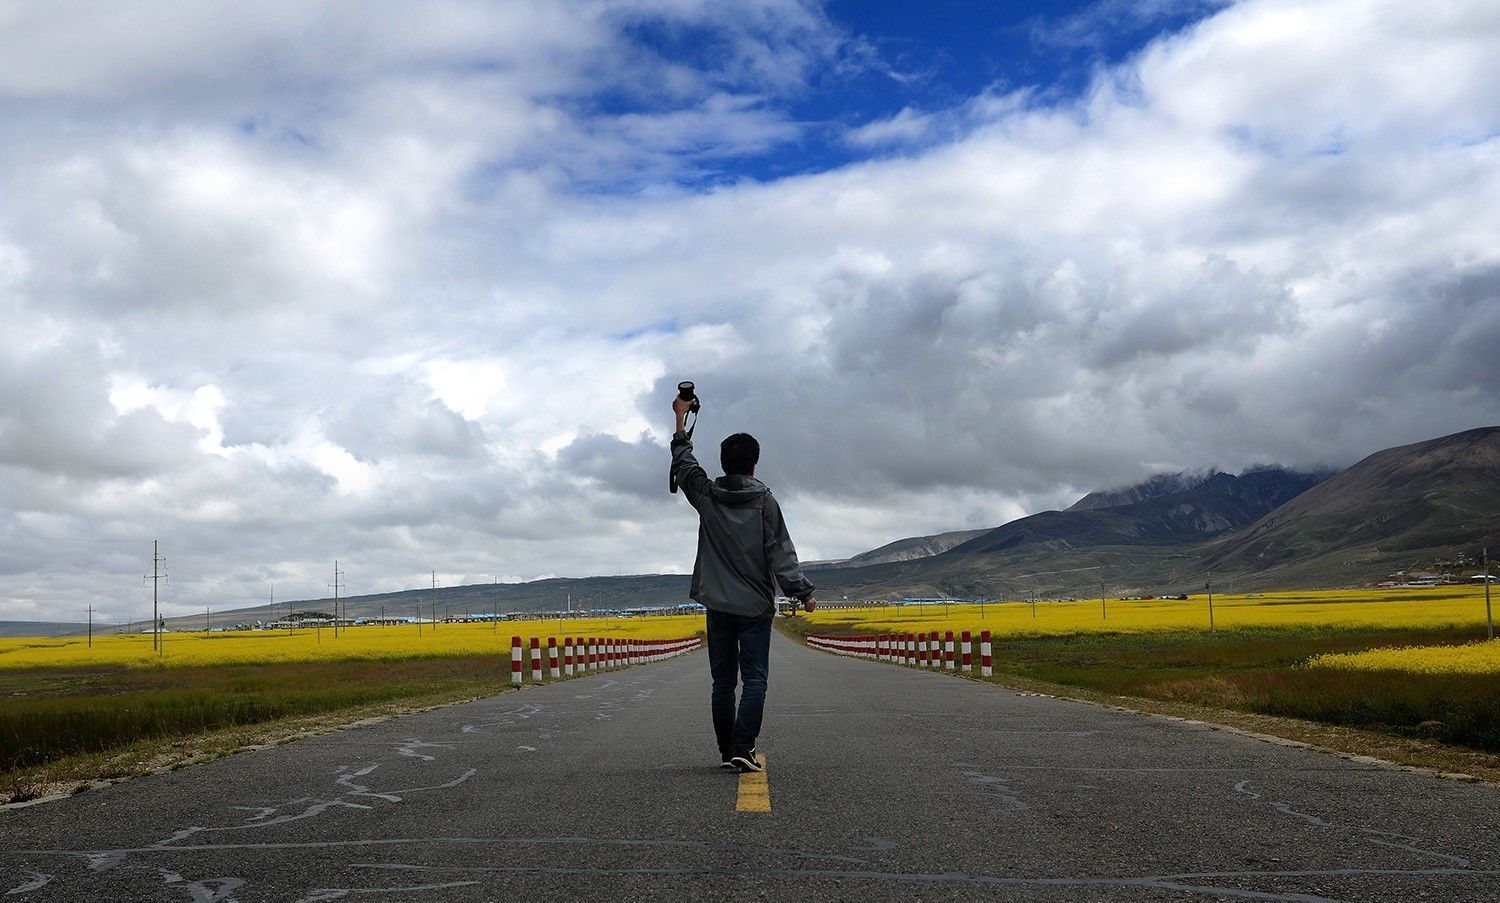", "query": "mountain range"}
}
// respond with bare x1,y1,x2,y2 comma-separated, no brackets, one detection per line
113,425,1500,631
